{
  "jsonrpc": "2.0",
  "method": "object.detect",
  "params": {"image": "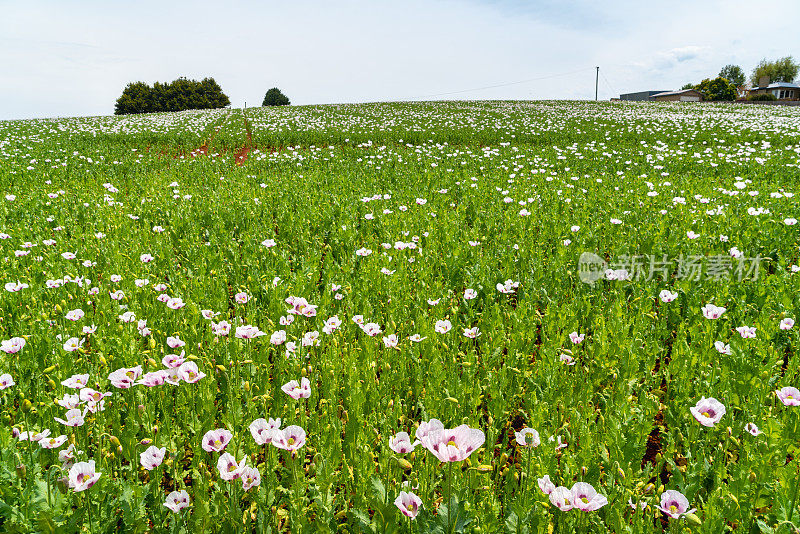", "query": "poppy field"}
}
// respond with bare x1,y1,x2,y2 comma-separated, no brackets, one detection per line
0,100,799,533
